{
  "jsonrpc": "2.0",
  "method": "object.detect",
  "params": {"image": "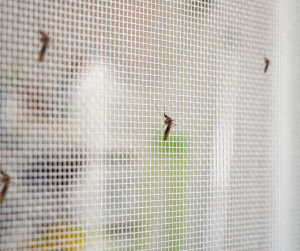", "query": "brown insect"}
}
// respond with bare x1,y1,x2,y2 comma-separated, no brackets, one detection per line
264,57,270,73
0,170,11,204
38,30,50,62
155,106,177,141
